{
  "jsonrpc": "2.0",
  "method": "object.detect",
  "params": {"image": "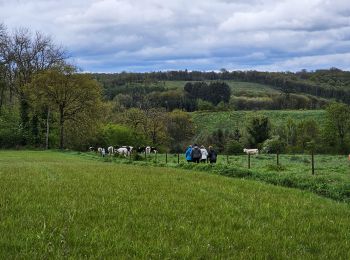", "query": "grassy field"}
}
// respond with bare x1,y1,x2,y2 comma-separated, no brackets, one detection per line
114,152,350,202
191,110,326,134
163,80,280,96
1,150,350,258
